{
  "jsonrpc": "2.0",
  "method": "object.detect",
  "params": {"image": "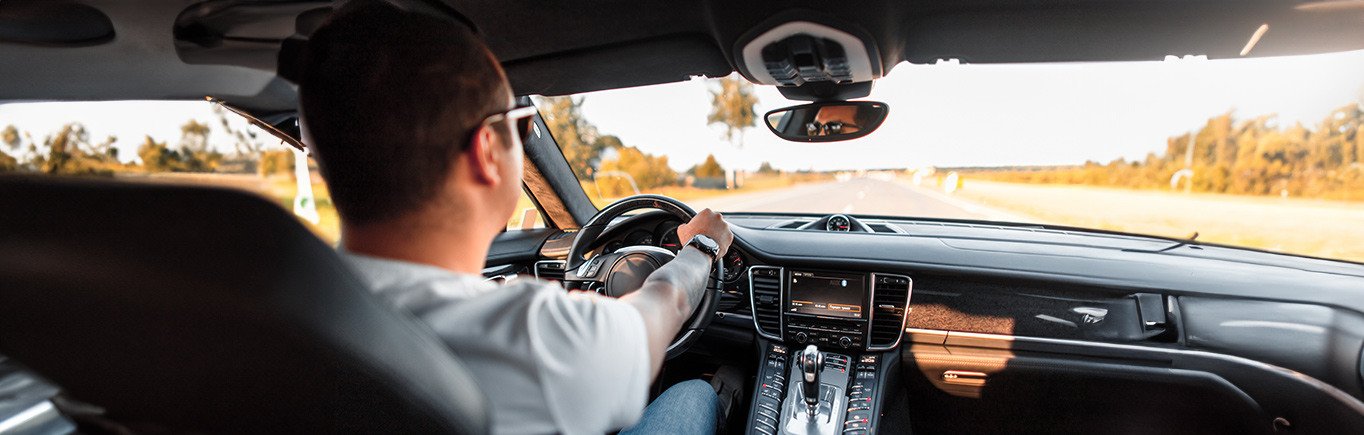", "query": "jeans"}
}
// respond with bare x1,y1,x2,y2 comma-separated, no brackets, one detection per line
619,379,721,435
